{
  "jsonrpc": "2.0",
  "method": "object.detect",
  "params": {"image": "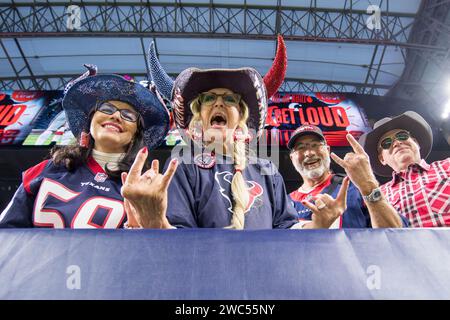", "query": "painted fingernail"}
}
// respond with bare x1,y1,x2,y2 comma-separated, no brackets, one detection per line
142,147,148,154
